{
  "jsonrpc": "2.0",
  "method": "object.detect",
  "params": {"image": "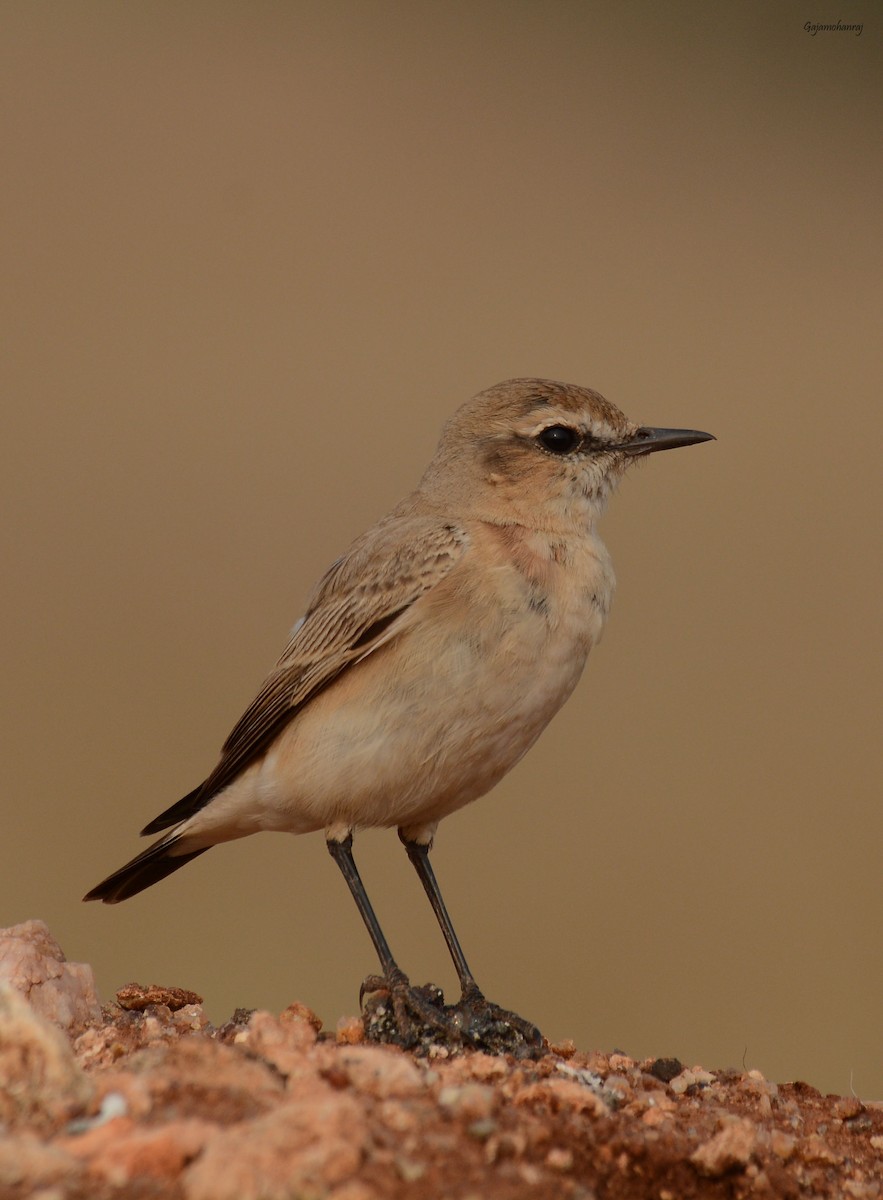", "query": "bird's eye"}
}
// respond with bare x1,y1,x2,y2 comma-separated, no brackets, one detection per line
537,425,580,454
